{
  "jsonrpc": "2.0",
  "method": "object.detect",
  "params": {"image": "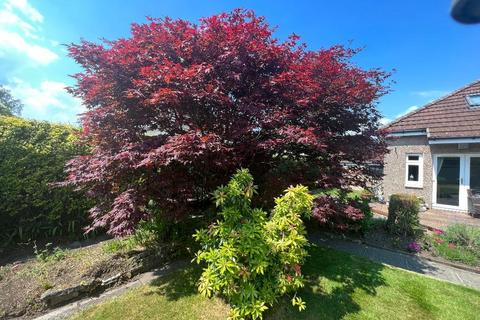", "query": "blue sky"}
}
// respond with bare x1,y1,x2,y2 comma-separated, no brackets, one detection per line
1,0,479,124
